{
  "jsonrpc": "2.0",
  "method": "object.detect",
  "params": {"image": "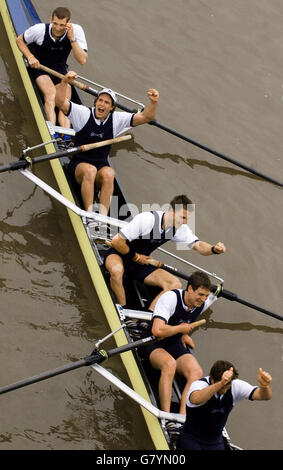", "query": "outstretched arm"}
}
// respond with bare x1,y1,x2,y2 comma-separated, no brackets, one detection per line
193,240,226,256
132,89,159,126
